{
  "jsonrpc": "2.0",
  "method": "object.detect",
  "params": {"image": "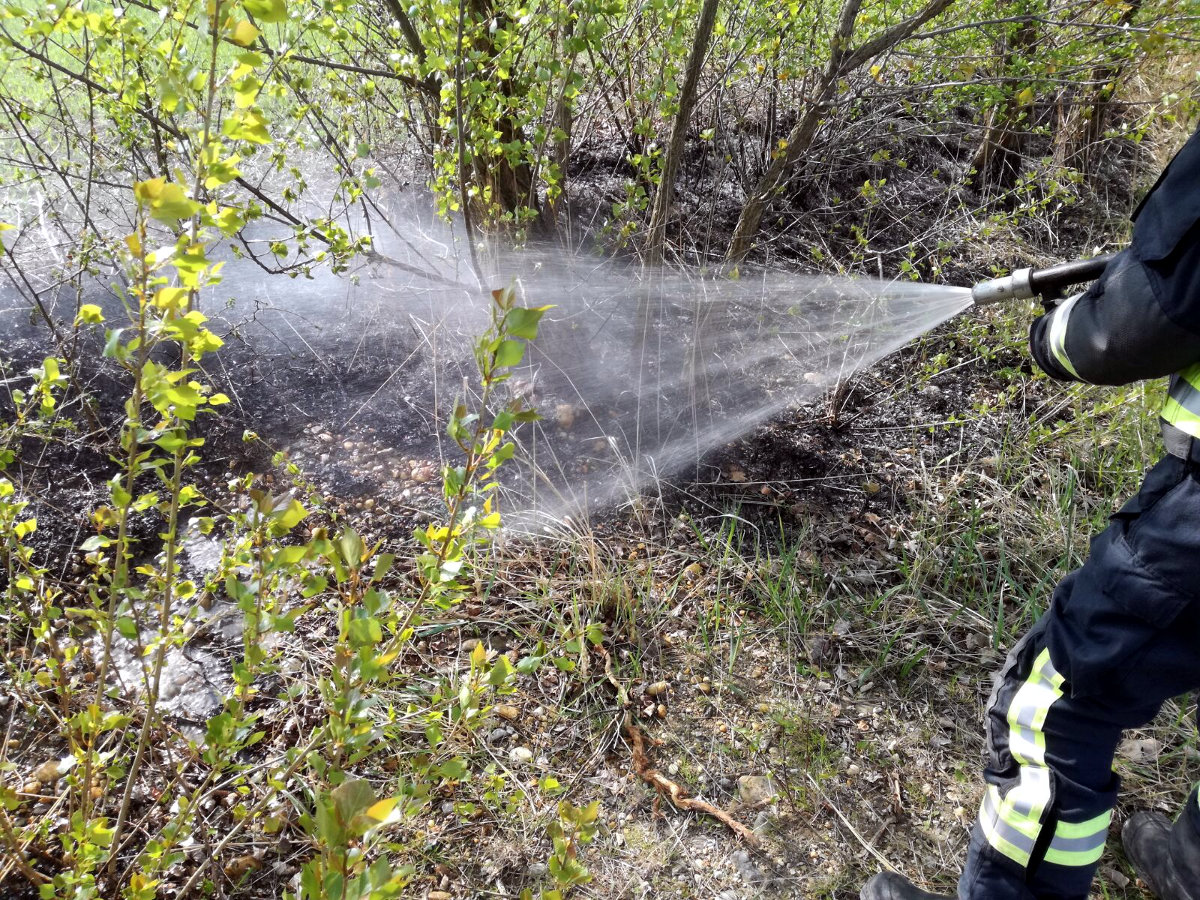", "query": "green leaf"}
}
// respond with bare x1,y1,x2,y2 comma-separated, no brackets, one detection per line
222,109,272,145
277,498,307,531
438,758,468,781
347,616,382,646
244,0,287,23
338,529,365,568
487,654,513,687
505,306,550,339
331,778,376,826
494,339,524,368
